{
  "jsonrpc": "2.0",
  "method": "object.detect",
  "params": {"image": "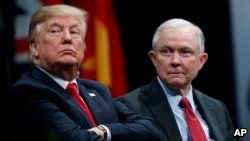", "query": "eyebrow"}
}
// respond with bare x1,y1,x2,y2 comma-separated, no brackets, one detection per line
48,23,80,29
48,23,61,28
